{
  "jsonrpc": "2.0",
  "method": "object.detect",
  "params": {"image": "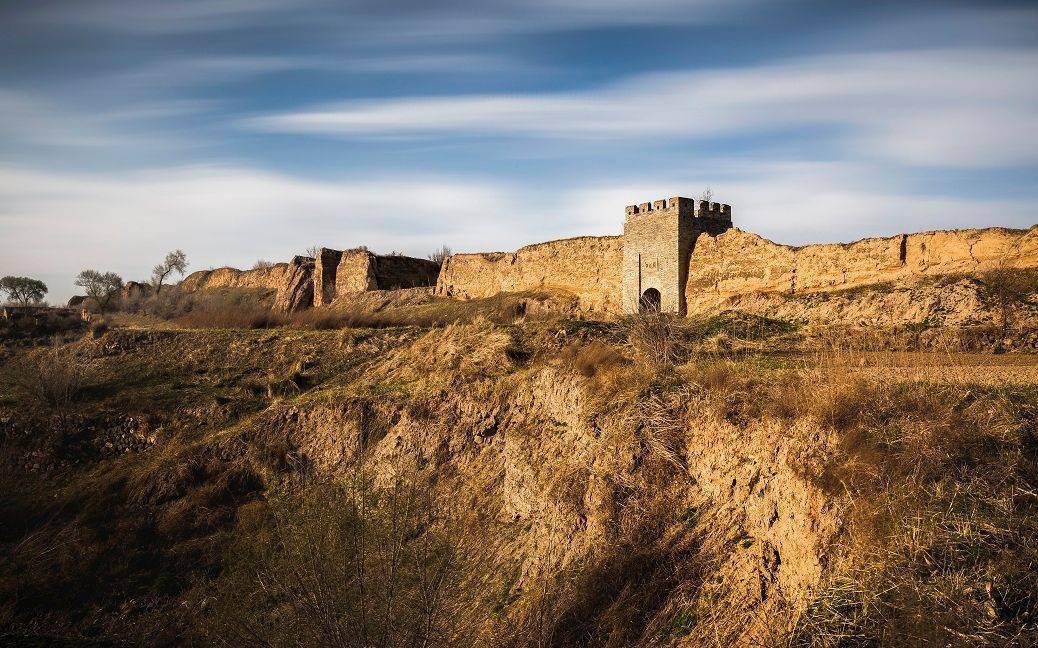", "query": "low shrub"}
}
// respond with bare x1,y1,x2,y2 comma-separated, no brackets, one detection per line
204,472,475,647
626,312,684,367
5,348,92,408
